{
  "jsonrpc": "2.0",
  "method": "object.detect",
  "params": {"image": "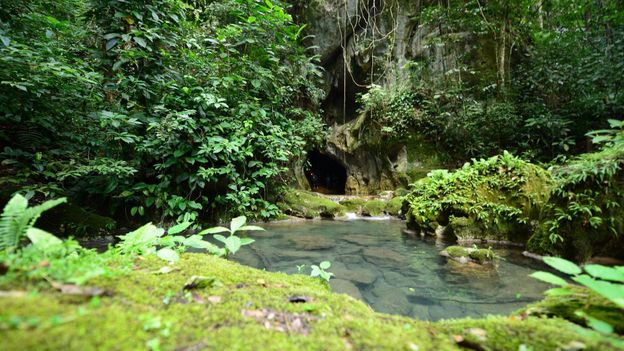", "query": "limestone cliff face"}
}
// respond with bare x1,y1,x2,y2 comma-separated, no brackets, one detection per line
290,0,462,194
